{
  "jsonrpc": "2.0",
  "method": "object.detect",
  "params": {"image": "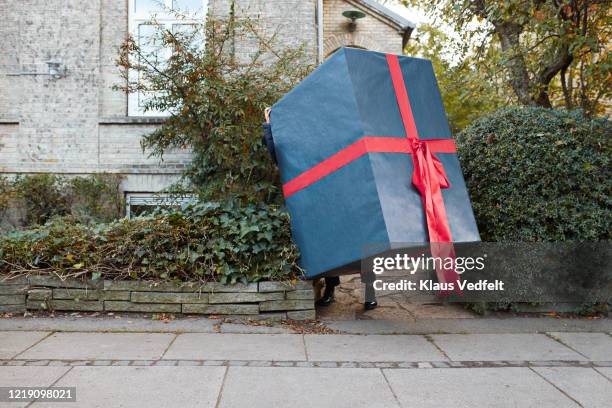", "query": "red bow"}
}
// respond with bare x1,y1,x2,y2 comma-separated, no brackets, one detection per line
386,55,461,294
